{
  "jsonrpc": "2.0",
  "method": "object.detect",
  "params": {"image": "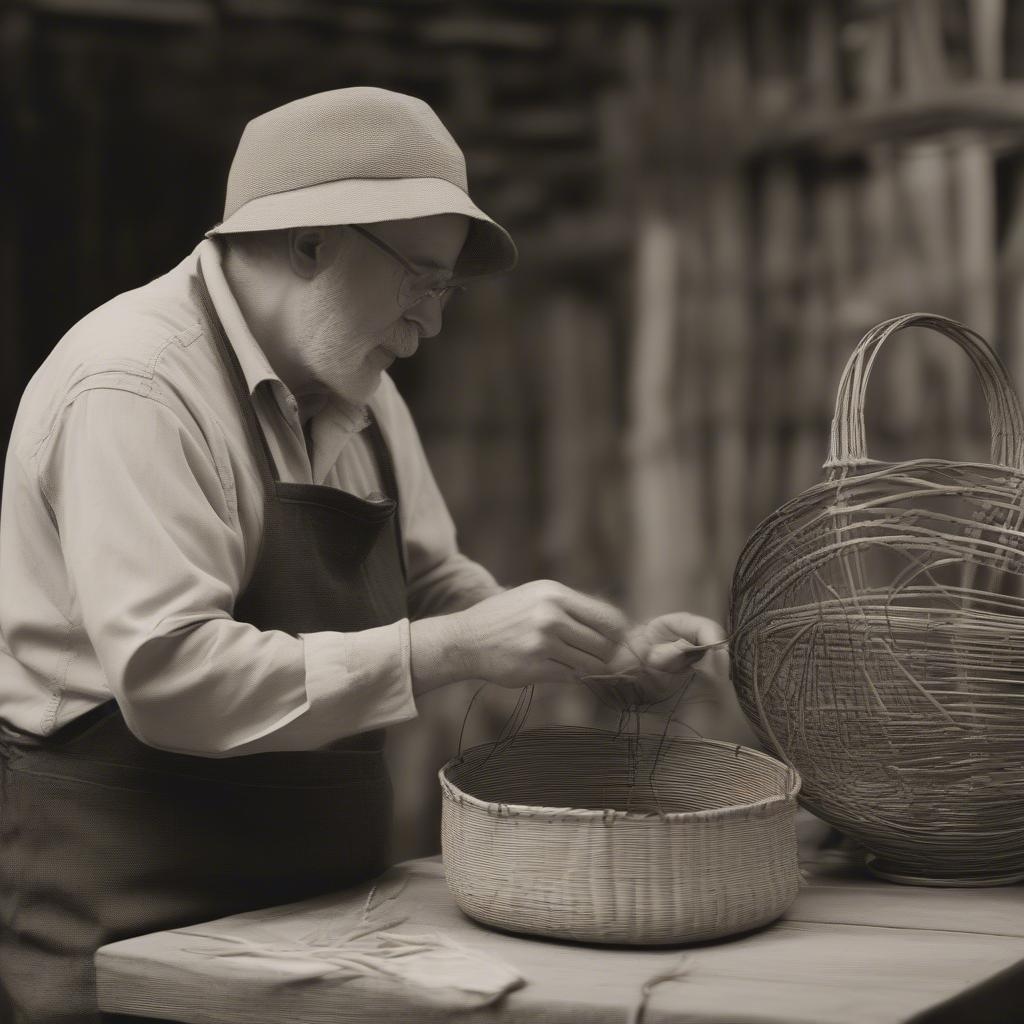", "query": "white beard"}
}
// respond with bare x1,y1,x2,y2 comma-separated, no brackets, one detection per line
298,269,418,407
